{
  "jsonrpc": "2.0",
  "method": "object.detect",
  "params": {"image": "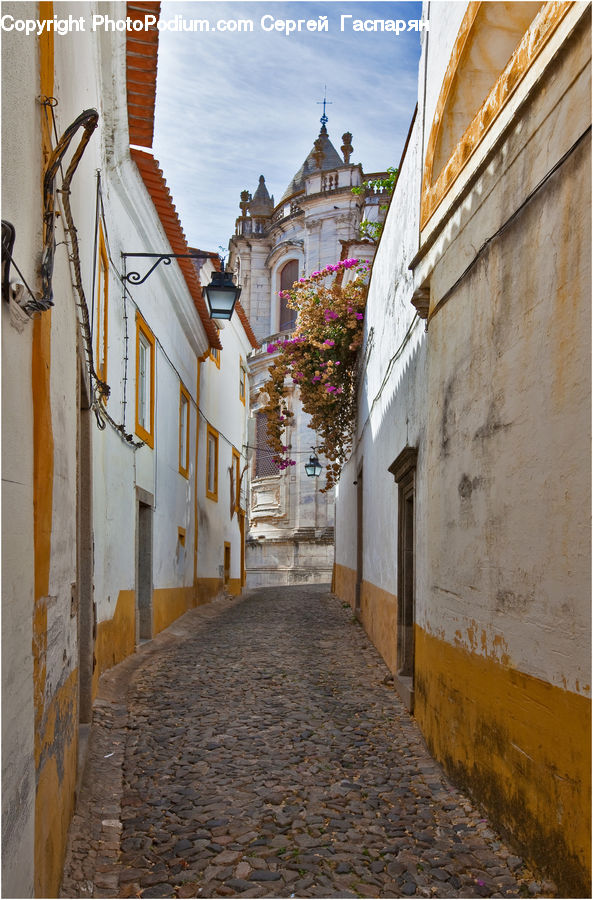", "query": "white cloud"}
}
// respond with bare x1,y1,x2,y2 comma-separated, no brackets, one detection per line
153,0,422,251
